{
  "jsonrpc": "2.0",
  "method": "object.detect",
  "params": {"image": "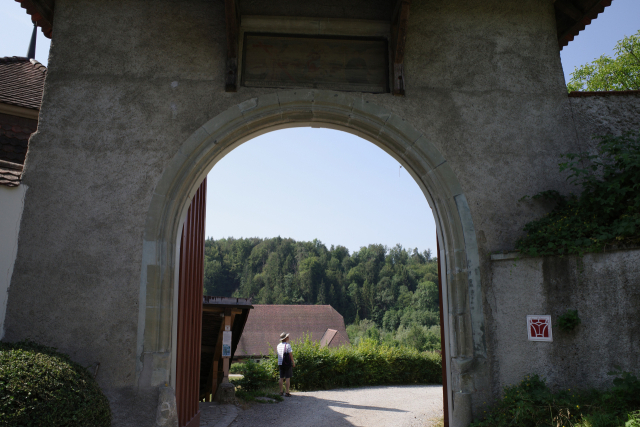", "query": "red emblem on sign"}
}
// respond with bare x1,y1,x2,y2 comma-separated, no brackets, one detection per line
527,315,553,342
